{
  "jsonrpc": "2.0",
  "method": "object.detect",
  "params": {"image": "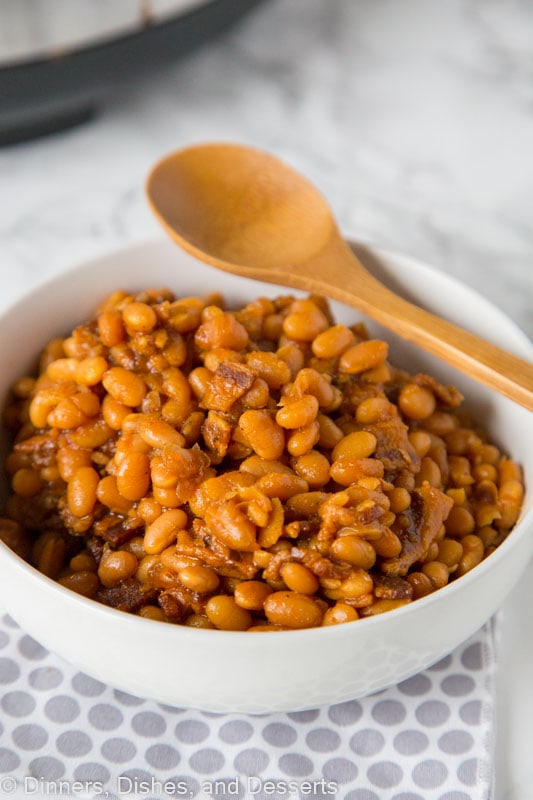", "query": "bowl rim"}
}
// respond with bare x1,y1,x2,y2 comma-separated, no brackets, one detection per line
0,235,531,645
